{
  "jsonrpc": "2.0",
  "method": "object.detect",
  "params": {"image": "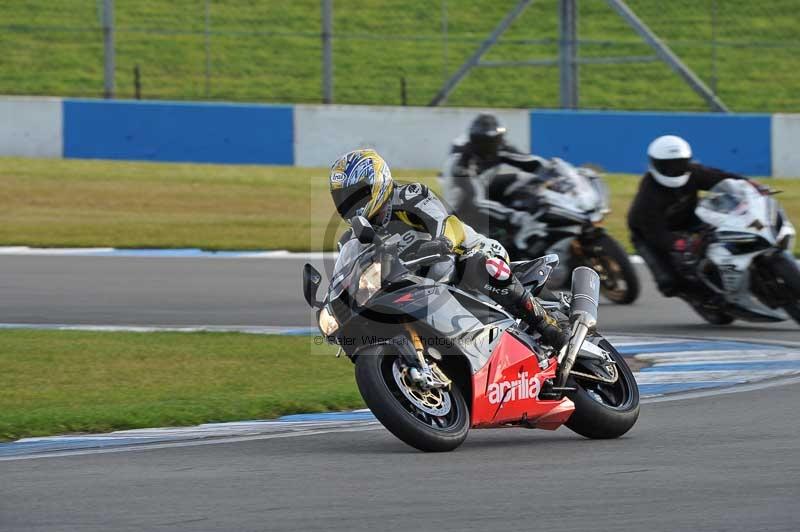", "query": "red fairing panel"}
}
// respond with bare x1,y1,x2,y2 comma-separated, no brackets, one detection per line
471,331,574,429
